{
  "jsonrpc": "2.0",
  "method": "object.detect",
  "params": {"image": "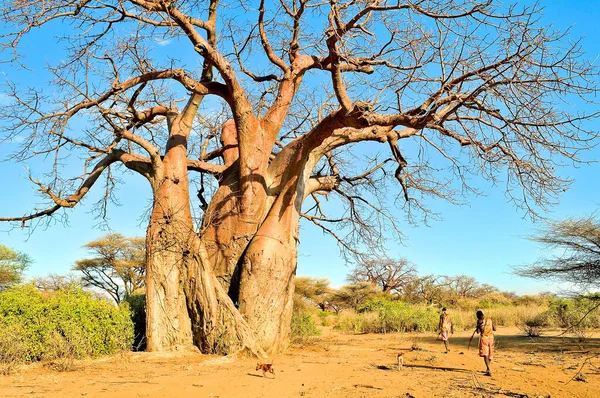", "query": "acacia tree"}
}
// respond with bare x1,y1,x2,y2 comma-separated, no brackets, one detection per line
348,256,416,294
330,282,382,311
74,233,146,304
0,1,598,355
0,244,31,290
517,215,600,292
295,277,333,310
